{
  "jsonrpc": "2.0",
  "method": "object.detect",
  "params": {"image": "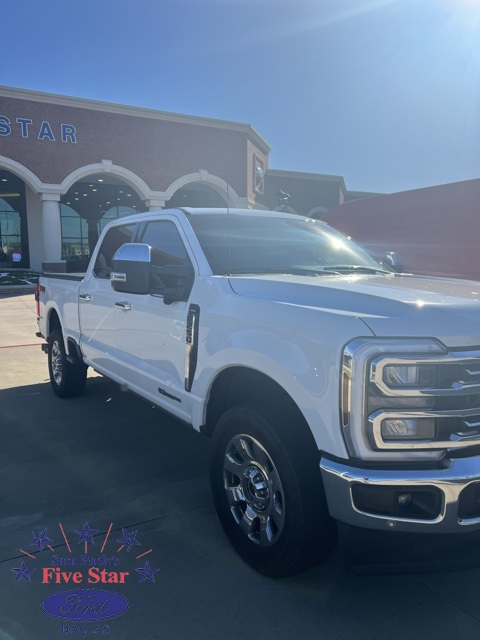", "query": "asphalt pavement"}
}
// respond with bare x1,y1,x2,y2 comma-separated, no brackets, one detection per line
2,292,480,640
